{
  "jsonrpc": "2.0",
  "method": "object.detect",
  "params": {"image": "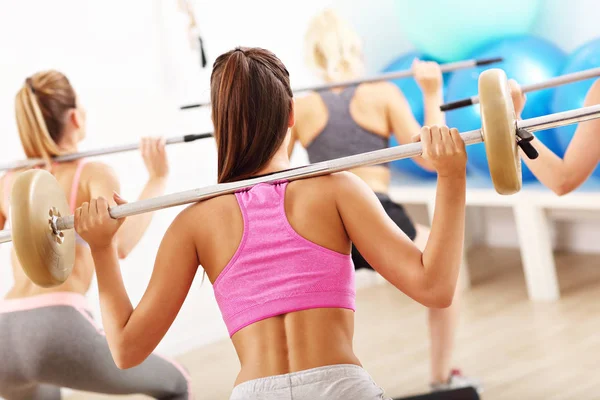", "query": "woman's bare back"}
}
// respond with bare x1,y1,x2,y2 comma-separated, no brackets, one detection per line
194,175,360,385
293,82,397,193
